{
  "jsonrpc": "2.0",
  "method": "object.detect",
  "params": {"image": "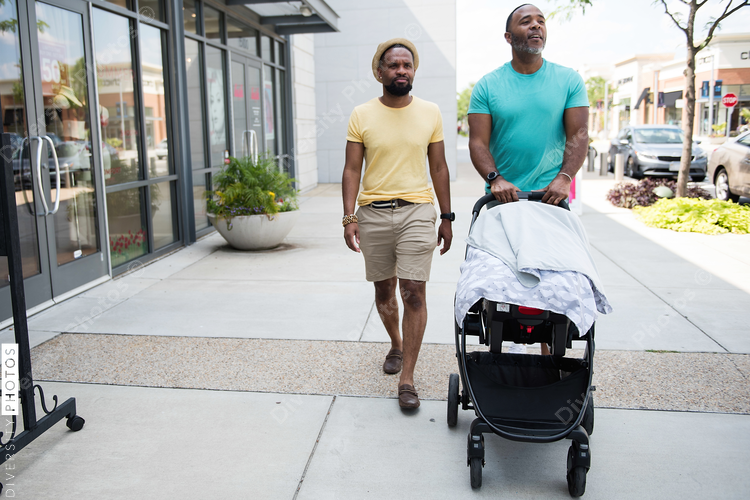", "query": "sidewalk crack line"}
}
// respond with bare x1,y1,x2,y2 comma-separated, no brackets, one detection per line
293,395,336,500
